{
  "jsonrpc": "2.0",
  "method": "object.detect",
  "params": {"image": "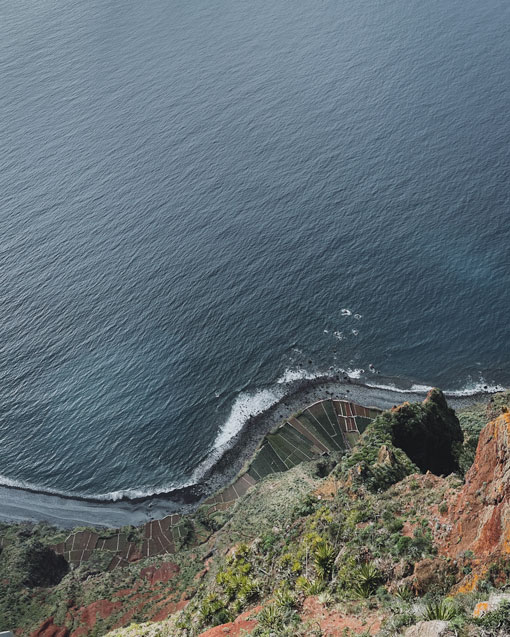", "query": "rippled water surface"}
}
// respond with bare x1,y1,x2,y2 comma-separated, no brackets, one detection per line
1,0,509,498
